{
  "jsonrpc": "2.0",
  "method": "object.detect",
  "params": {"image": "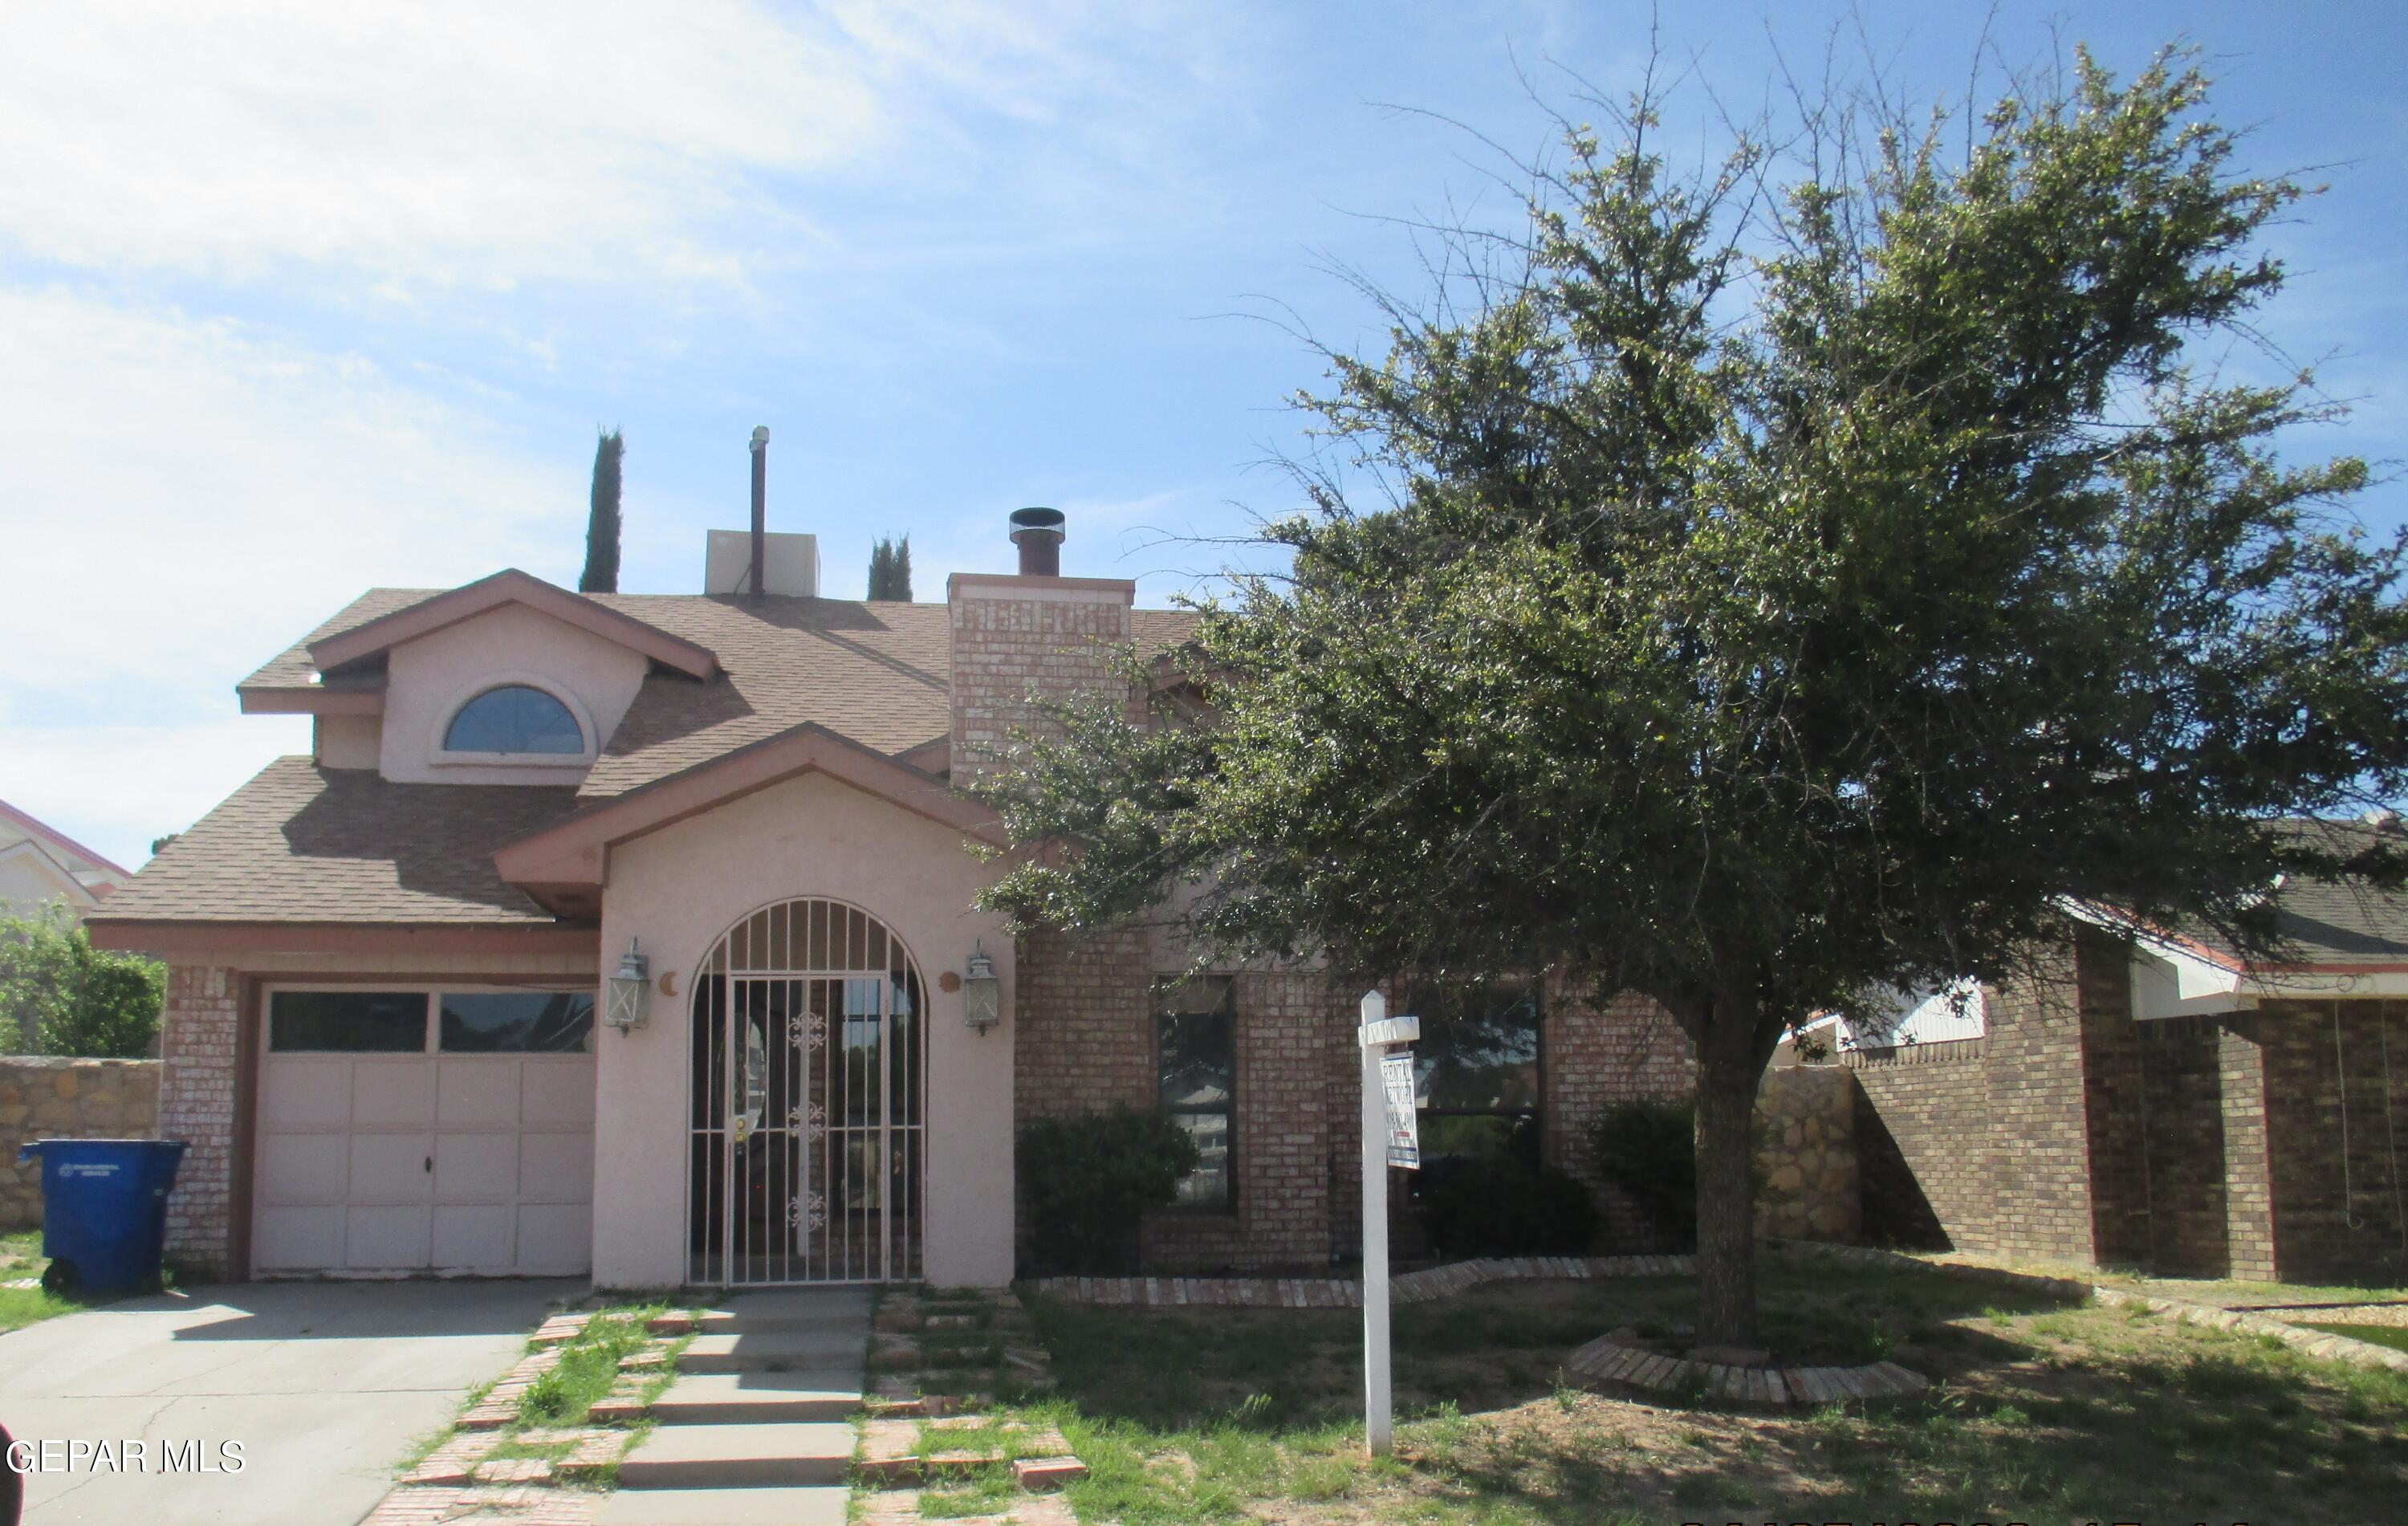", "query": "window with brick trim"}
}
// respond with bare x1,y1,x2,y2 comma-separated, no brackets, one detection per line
1155,975,1236,1209
1407,983,1542,1160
